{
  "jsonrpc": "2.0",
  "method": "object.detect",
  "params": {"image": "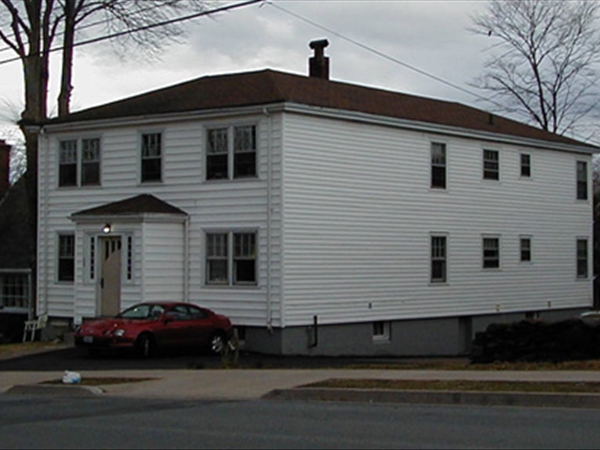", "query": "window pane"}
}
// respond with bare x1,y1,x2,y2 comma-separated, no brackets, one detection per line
431,143,446,189
0,274,29,309
208,260,228,283
233,126,256,178
483,150,499,180
431,236,446,282
577,161,588,200
207,154,228,180
520,154,531,177
58,234,75,282
141,133,162,182
577,239,588,278
234,260,256,283
208,129,228,155
59,140,78,187
520,238,531,262
206,233,228,284
483,238,499,269
81,139,100,185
